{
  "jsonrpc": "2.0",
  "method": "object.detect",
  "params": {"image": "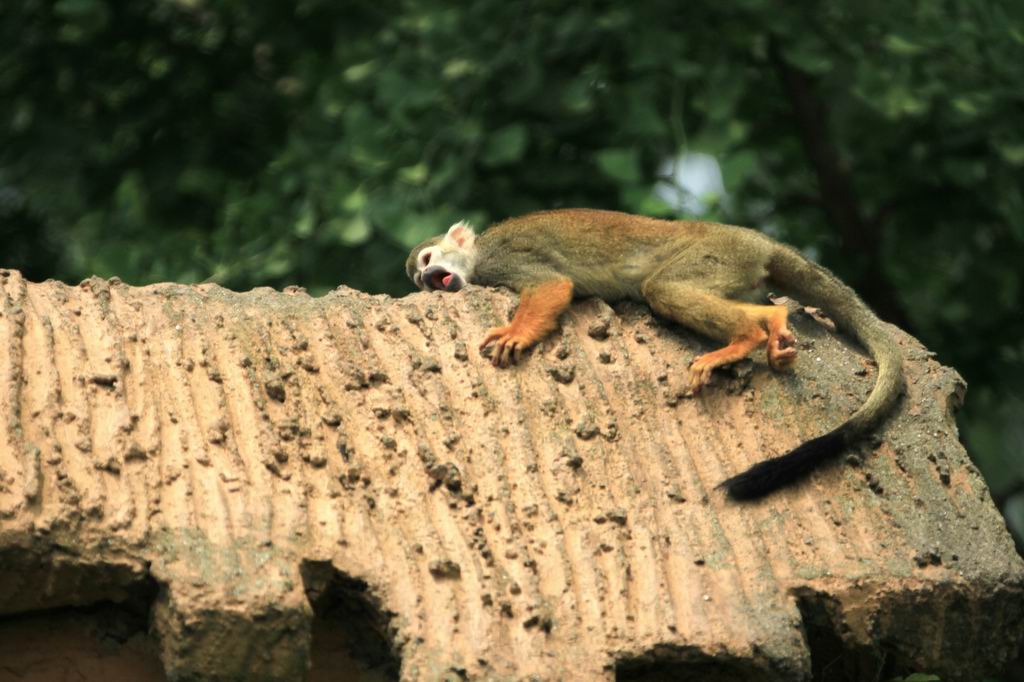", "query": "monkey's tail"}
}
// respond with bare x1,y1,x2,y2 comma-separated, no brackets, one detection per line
720,244,903,500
